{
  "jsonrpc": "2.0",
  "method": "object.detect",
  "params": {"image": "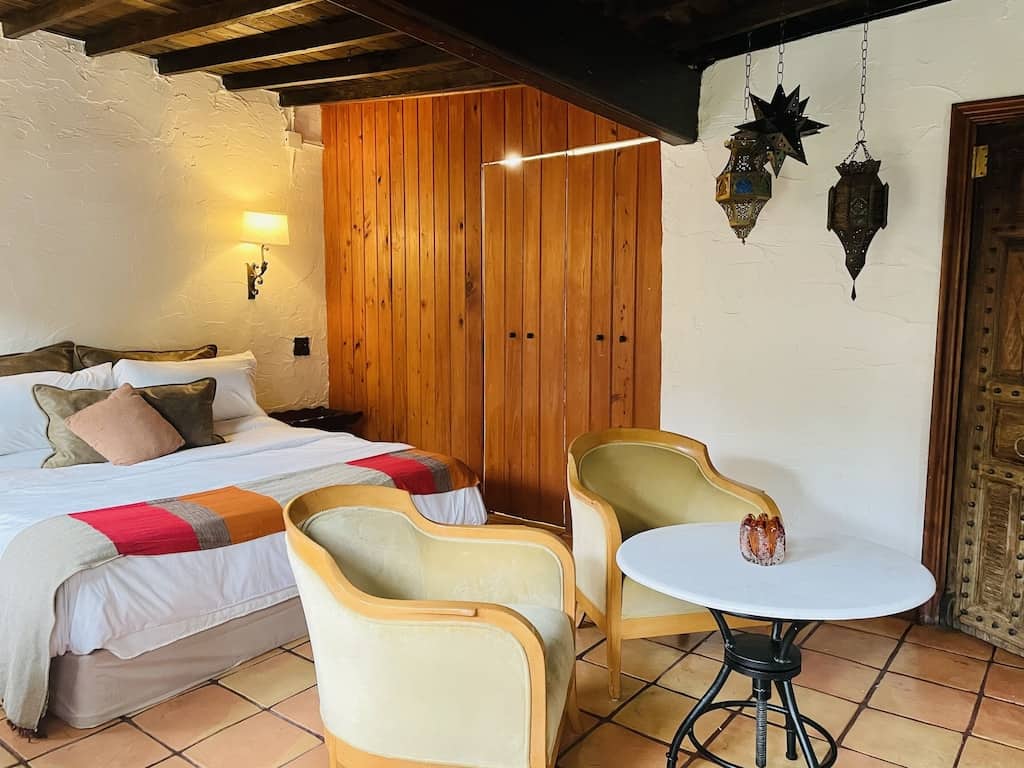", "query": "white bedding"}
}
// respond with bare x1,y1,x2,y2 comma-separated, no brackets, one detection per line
0,416,487,659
